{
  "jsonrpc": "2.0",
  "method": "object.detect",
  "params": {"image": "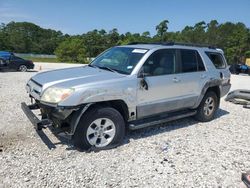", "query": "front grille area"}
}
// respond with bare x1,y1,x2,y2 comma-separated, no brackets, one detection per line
26,80,43,99
30,78,42,87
